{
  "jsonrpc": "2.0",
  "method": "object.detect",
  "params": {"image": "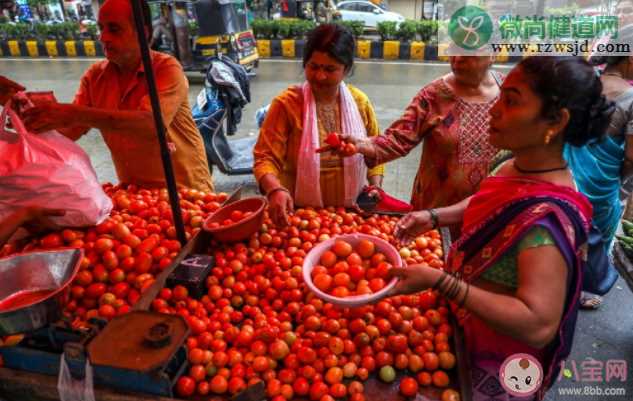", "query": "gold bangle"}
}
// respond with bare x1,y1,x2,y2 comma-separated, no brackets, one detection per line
266,186,290,200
